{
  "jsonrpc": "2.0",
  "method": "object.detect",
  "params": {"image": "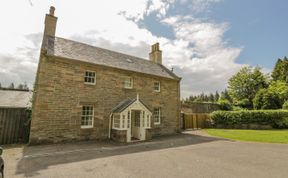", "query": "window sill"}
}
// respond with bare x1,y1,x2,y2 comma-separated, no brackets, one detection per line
154,122,161,125
112,128,128,131
81,126,94,129
84,82,96,85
